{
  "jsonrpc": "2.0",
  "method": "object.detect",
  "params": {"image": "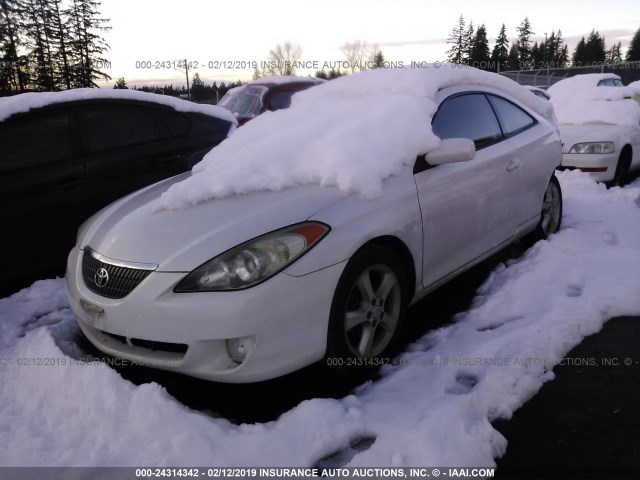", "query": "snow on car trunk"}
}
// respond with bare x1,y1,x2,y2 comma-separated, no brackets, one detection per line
158,66,553,209
2,170,640,467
